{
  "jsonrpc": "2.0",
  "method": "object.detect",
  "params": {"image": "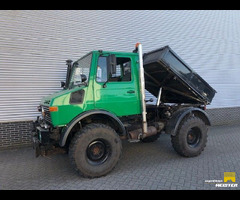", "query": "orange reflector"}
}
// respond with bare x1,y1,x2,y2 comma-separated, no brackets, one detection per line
49,106,58,112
